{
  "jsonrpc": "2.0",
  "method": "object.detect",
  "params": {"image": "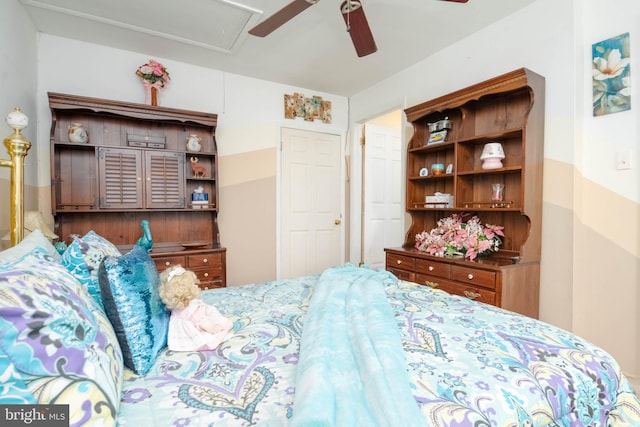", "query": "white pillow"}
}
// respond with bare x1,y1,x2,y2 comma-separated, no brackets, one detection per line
0,229,62,264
